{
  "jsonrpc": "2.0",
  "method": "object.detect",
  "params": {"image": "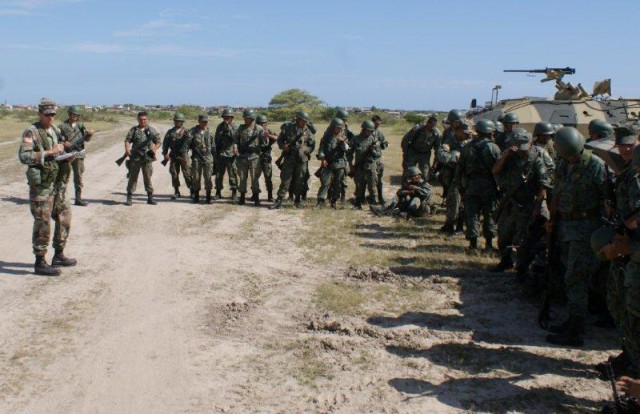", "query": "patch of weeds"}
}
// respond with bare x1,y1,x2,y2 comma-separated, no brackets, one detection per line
315,281,366,316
